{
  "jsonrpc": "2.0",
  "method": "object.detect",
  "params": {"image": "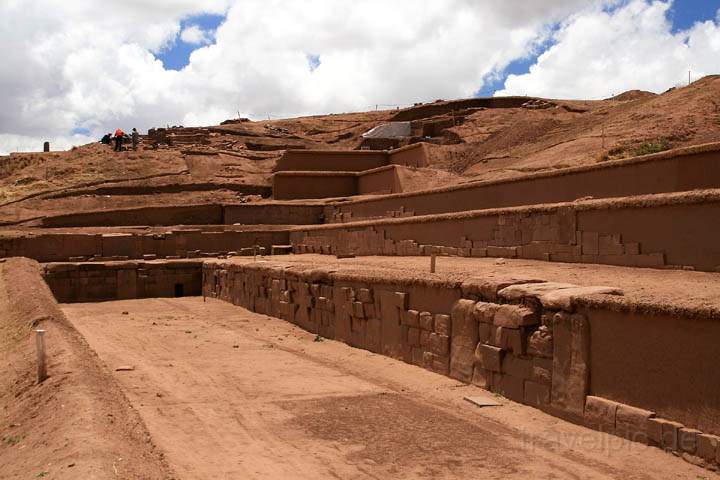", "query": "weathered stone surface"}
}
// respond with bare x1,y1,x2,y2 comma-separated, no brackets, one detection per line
478,344,504,372
472,301,499,323
357,288,373,303
498,281,623,311
461,277,543,302
471,366,491,388
449,299,477,383
551,312,589,417
493,373,524,403
501,354,532,380
377,290,408,360
402,309,419,327
429,333,450,356
584,396,619,432
615,404,655,444
493,304,539,328
524,380,550,407
433,313,450,335
527,325,553,358
697,433,720,463
531,357,552,385
679,428,701,455
418,311,434,331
